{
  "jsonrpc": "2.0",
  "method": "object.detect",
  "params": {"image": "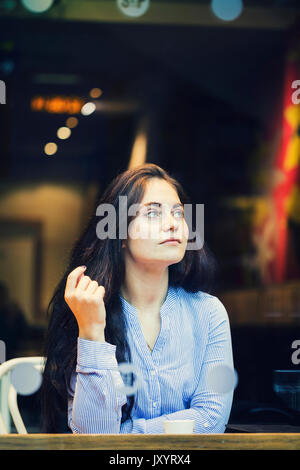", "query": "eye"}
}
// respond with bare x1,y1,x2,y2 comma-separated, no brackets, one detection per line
173,209,184,218
146,209,161,218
